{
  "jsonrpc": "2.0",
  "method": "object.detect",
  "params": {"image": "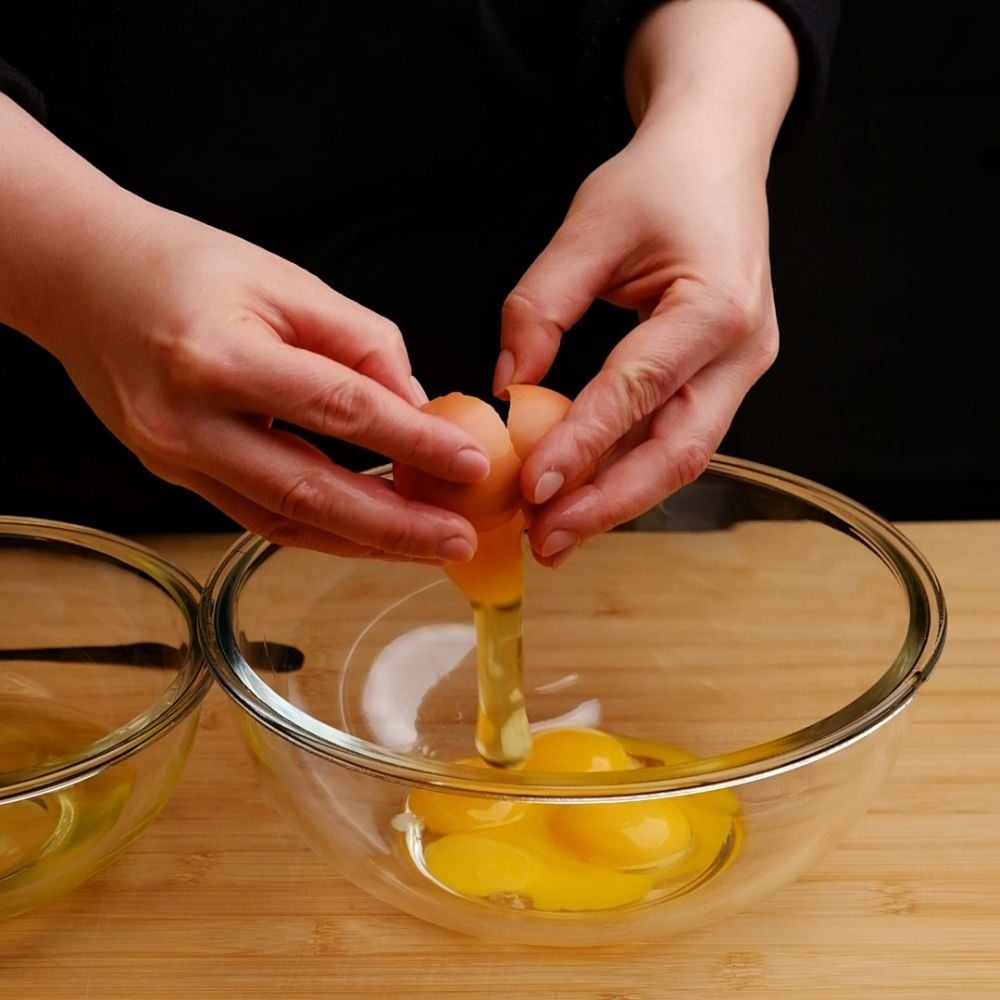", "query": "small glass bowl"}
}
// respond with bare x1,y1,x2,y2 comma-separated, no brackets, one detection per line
0,518,211,919
201,456,945,946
